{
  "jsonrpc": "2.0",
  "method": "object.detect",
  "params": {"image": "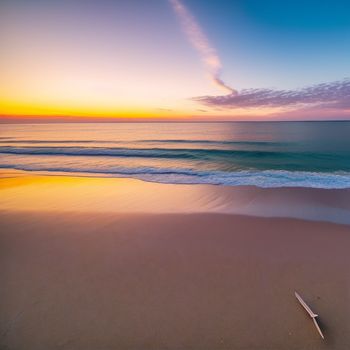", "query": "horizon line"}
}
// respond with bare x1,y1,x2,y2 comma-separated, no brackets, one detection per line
1,119,350,124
